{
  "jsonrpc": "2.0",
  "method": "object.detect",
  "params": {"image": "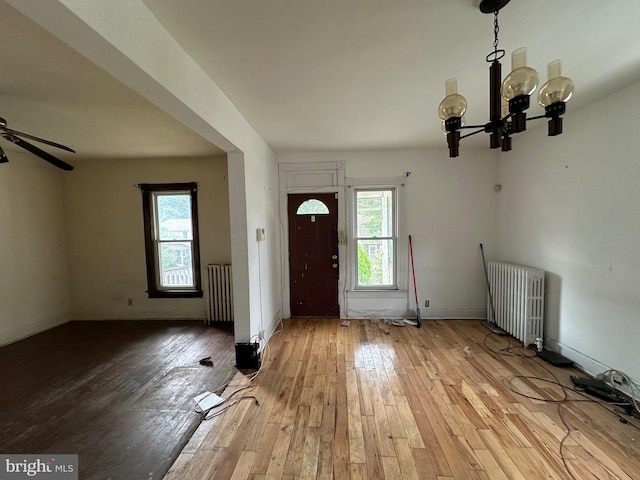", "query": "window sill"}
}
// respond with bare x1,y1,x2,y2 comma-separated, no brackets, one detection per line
147,290,203,299
347,289,407,298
